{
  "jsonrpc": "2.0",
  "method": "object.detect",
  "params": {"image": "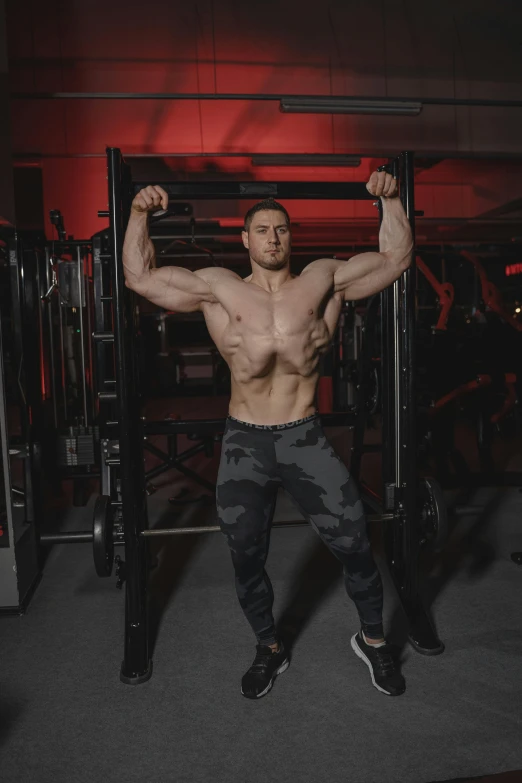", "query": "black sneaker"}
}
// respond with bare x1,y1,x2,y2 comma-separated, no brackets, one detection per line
351,632,406,696
241,642,290,699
